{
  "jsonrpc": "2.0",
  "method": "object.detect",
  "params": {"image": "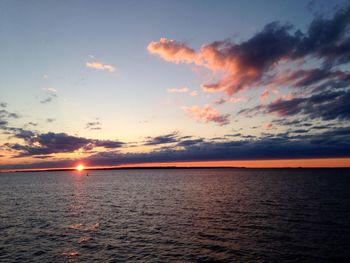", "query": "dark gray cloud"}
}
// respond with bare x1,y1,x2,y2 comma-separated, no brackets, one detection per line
40,89,58,104
3,129,125,157
46,118,55,123
144,132,179,145
267,90,350,120
294,4,350,66
240,89,350,121
40,97,53,104
93,140,124,148
0,109,20,119
0,120,8,126
2,126,349,170
272,119,312,127
85,121,101,130
176,138,204,147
